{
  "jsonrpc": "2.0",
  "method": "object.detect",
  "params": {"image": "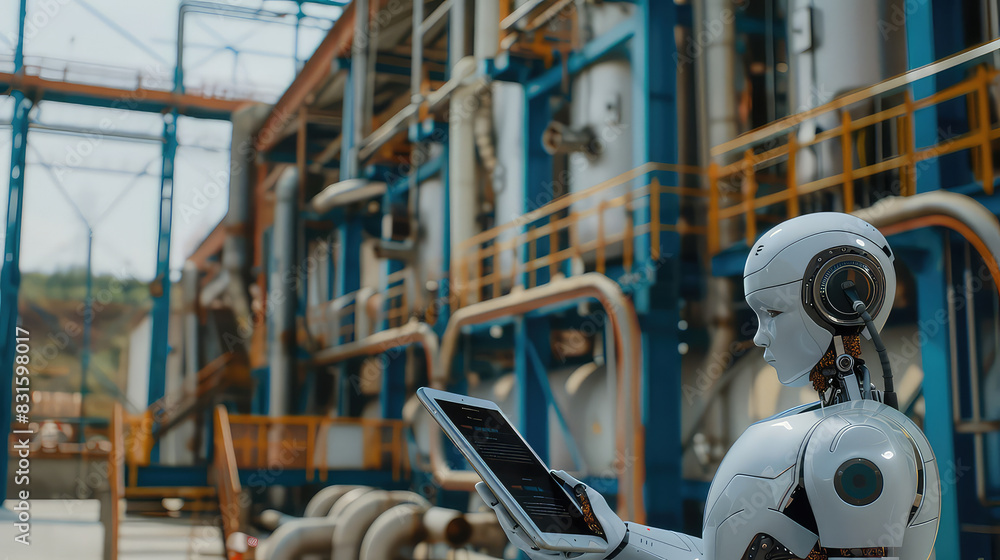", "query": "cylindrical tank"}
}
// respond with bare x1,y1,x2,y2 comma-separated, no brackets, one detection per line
788,0,908,188
568,2,636,263
491,80,526,282
416,177,446,302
